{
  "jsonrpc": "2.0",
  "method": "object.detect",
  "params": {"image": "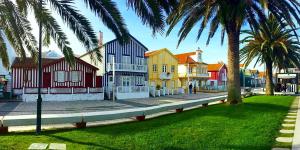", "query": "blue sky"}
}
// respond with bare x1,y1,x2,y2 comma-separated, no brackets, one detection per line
42,1,265,70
